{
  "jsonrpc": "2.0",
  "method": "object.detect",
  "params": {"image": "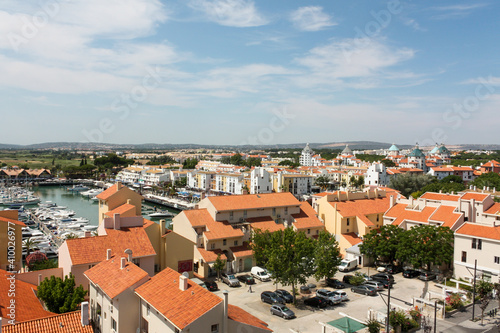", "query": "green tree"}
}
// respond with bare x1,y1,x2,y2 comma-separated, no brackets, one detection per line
182,158,198,169
381,159,396,168
213,254,226,281
472,172,500,190
245,157,262,167
37,274,87,314
312,231,342,282
278,160,300,168
356,176,365,188
360,225,404,264
23,237,35,257
389,173,435,198
314,175,331,190
476,279,494,324
31,259,58,271
230,153,244,166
